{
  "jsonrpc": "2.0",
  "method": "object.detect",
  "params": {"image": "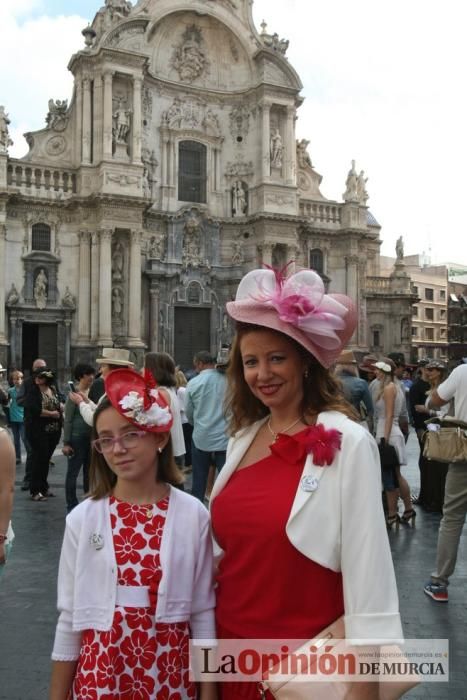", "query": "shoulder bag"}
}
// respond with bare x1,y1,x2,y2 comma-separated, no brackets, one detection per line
423,417,467,464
